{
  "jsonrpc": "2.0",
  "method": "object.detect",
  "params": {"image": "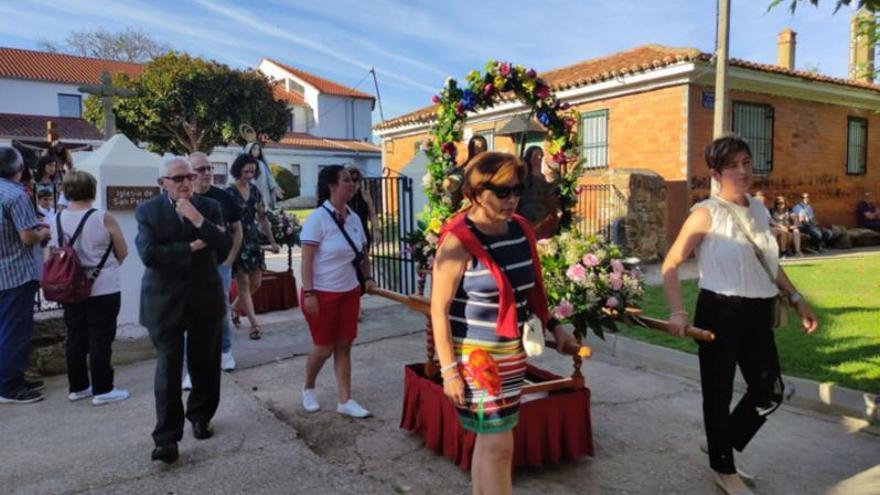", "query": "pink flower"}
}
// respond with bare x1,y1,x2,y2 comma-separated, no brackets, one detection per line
526,68,537,79
455,101,464,115
483,83,494,97
575,186,584,194
611,259,625,274
605,296,620,308
552,150,568,165
499,62,511,77
566,263,587,283
610,272,623,291
582,254,600,267
431,95,441,104
554,300,574,319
